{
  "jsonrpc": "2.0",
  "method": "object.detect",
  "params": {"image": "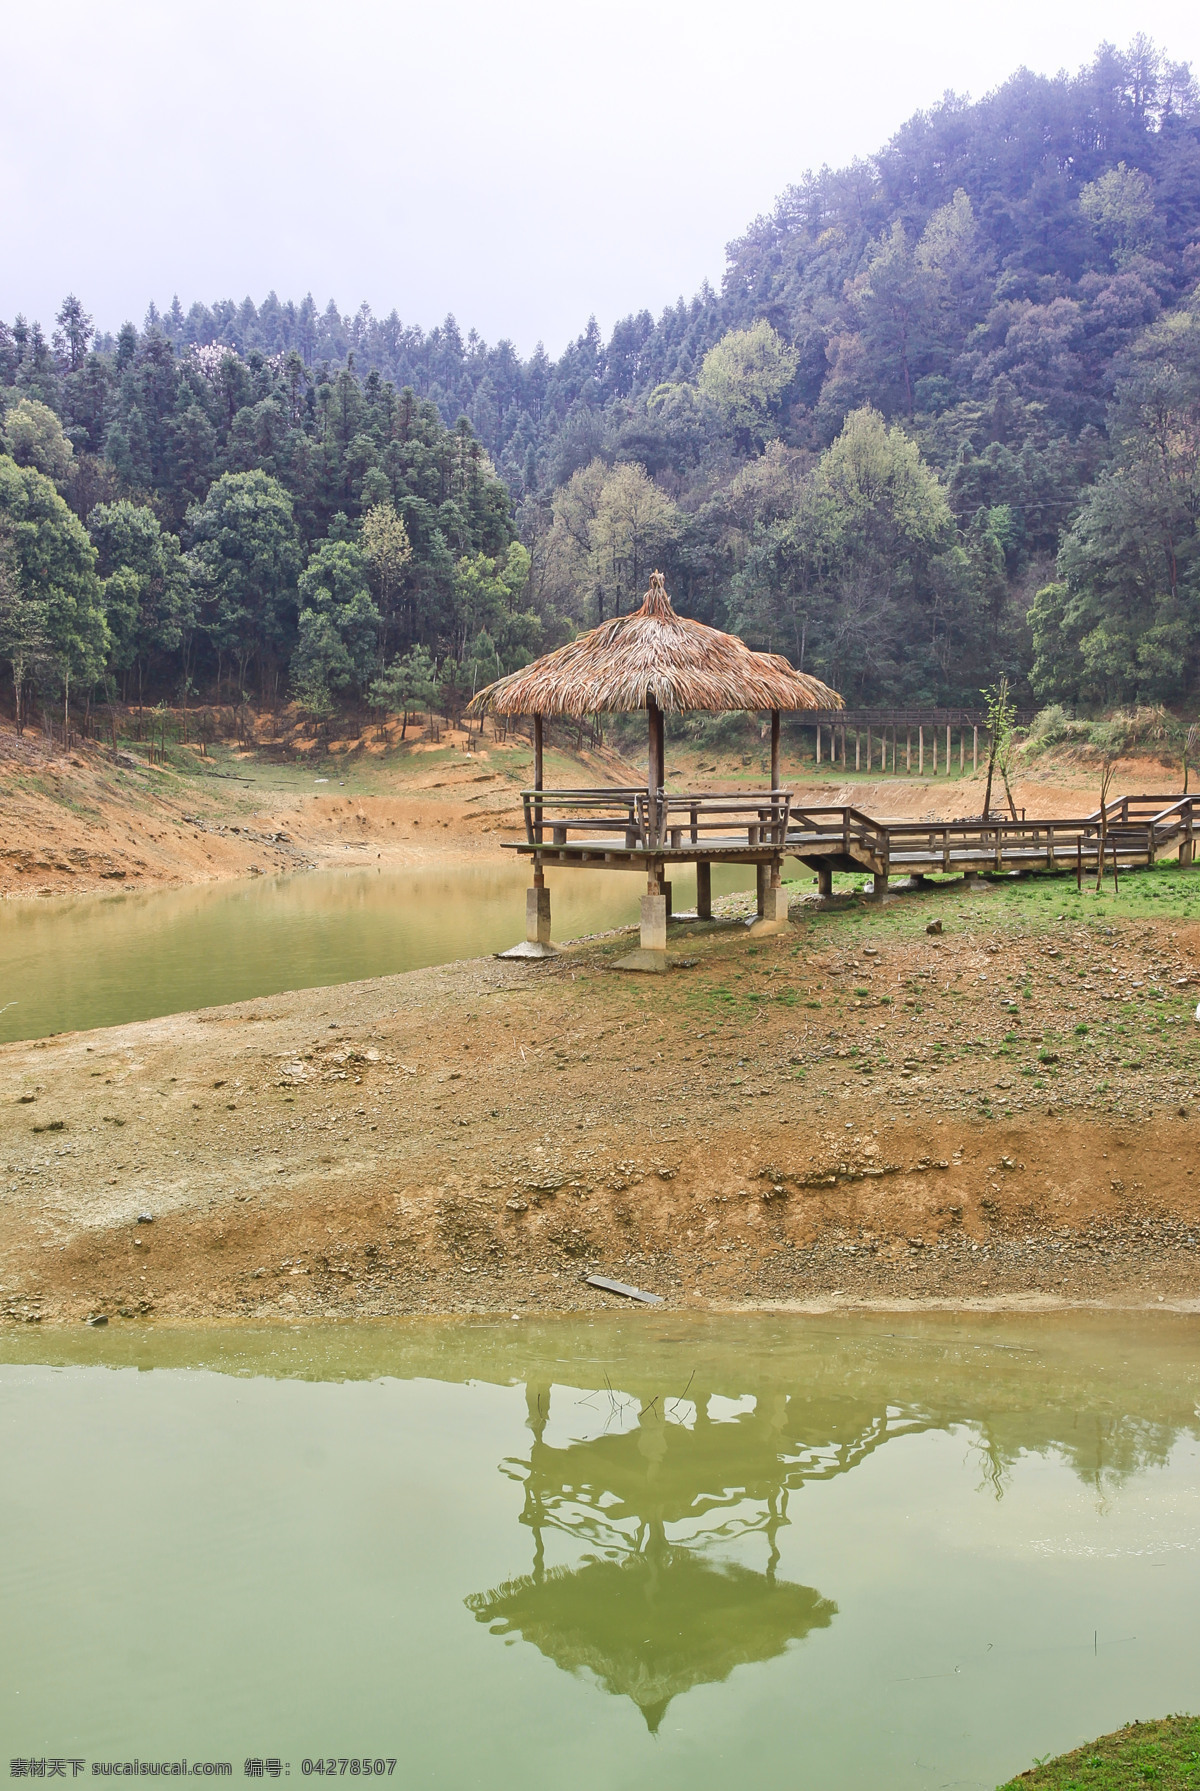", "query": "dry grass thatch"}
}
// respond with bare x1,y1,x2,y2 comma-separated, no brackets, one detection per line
466,572,843,718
